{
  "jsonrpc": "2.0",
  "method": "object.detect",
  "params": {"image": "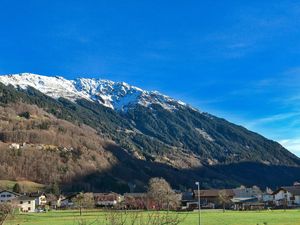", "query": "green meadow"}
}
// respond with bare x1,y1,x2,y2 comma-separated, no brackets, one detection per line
4,209,300,225
0,180,45,192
